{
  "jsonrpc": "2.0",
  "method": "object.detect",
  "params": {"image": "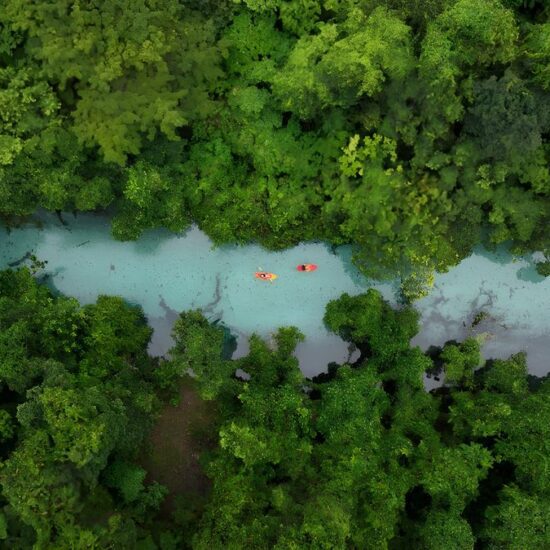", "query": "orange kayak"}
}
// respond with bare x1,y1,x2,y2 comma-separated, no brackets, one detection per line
297,264,317,272
255,272,278,281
